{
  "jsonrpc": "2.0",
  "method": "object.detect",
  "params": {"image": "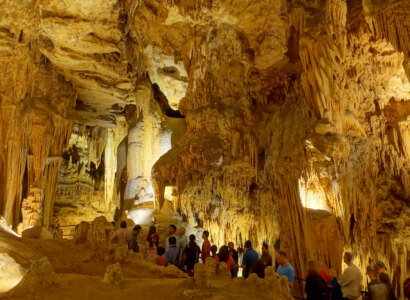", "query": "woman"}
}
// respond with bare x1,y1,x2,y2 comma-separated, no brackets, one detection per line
184,234,200,275
146,234,159,261
146,225,160,241
260,242,273,267
215,245,233,271
305,260,330,300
